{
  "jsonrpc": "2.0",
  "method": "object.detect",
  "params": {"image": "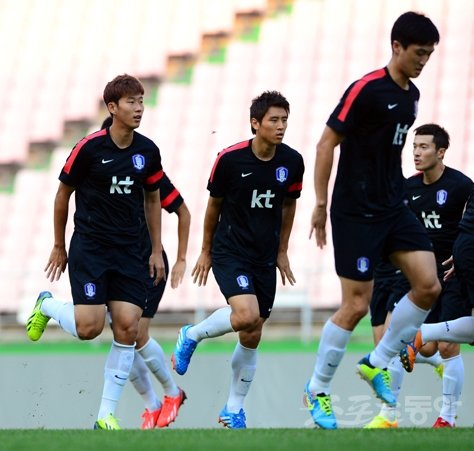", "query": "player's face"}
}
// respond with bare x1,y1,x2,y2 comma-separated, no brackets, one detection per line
253,106,288,145
395,42,435,79
413,134,443,171
109,93,144,130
